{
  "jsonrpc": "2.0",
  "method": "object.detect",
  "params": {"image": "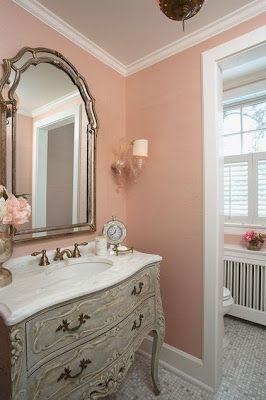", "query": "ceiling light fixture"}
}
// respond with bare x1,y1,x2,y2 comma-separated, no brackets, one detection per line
156,0,205,32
